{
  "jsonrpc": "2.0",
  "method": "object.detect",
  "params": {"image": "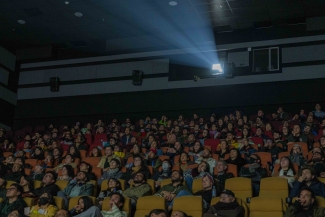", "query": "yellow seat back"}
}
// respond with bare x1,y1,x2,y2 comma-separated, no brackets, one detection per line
225,177,252,202
23,197,35,207
249,197,283,217
68,196,96,210
173,196,203,217
53,196,64,209
135,196,166,217
55,180,69,191
259,177,288,199
33,180,42,189
6,181,17,189
192,178,202,194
